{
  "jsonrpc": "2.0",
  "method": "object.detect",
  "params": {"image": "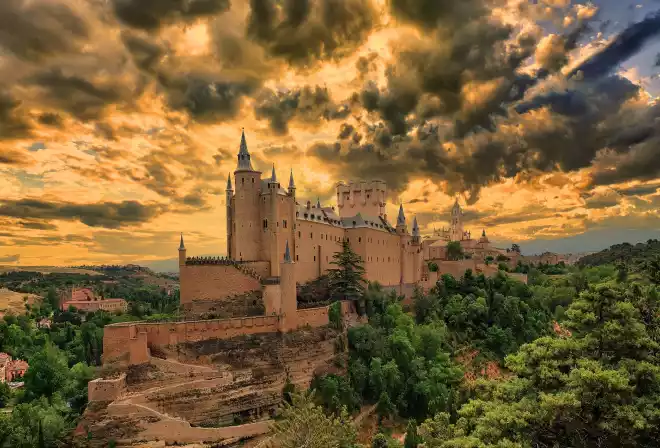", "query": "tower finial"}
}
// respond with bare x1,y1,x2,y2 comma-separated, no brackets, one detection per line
289,168,295,190
270,163,277,182
316,197,321,208
226,173,232,190
412,216,420,237
236,129,254,171
179,233,185,251
482,228,486,237
284,240,291,263
397,203,406,226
